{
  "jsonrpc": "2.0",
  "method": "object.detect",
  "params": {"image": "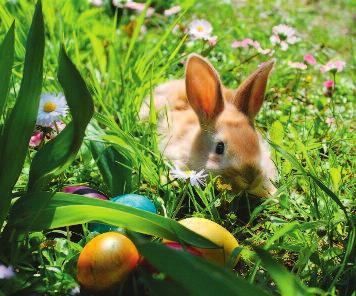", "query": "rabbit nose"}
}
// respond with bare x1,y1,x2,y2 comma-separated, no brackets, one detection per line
208,153,219,162
235,165,262,189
